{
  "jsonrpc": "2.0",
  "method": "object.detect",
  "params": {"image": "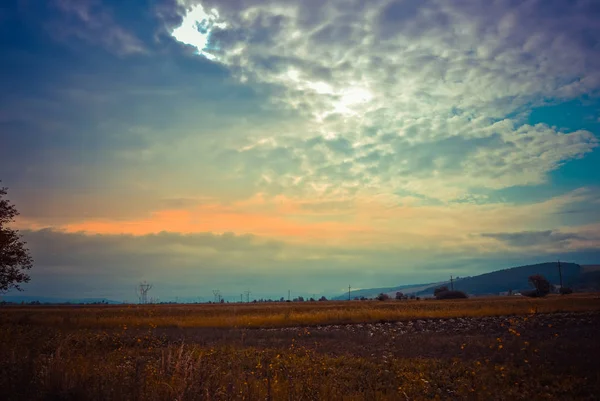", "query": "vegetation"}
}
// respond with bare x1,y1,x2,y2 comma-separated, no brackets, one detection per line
376,293,390,301
523,275,552,298
435,290,468,299
1,296,599,400
560,287,574,295
395,291,407,300
1,295,599,329
0,183,33,293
